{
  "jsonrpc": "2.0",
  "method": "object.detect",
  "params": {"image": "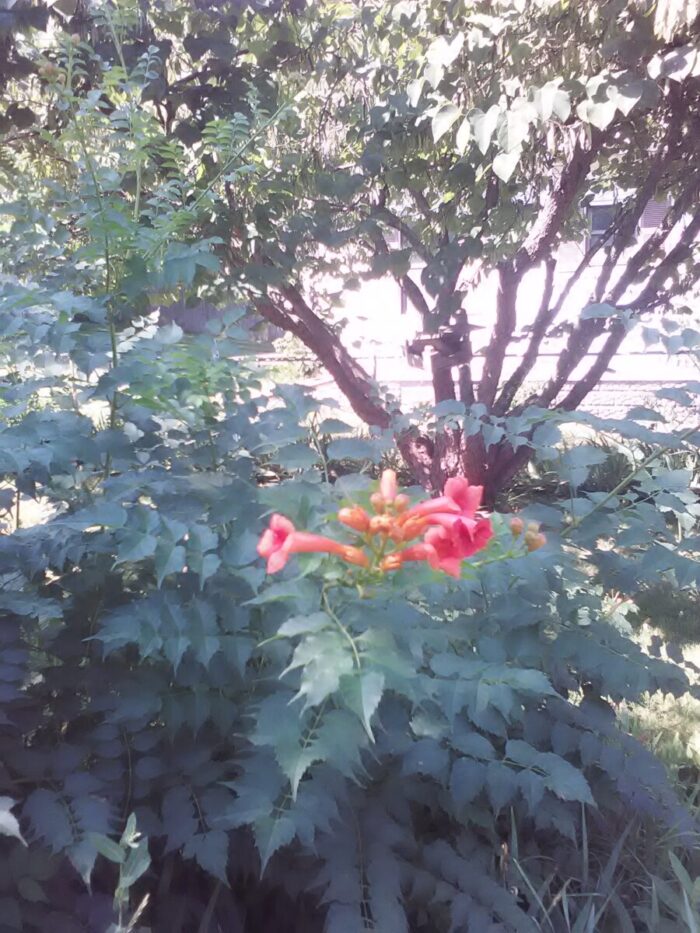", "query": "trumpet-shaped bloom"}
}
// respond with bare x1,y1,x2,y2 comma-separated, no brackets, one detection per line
258,517,369,574
257,514,296,574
